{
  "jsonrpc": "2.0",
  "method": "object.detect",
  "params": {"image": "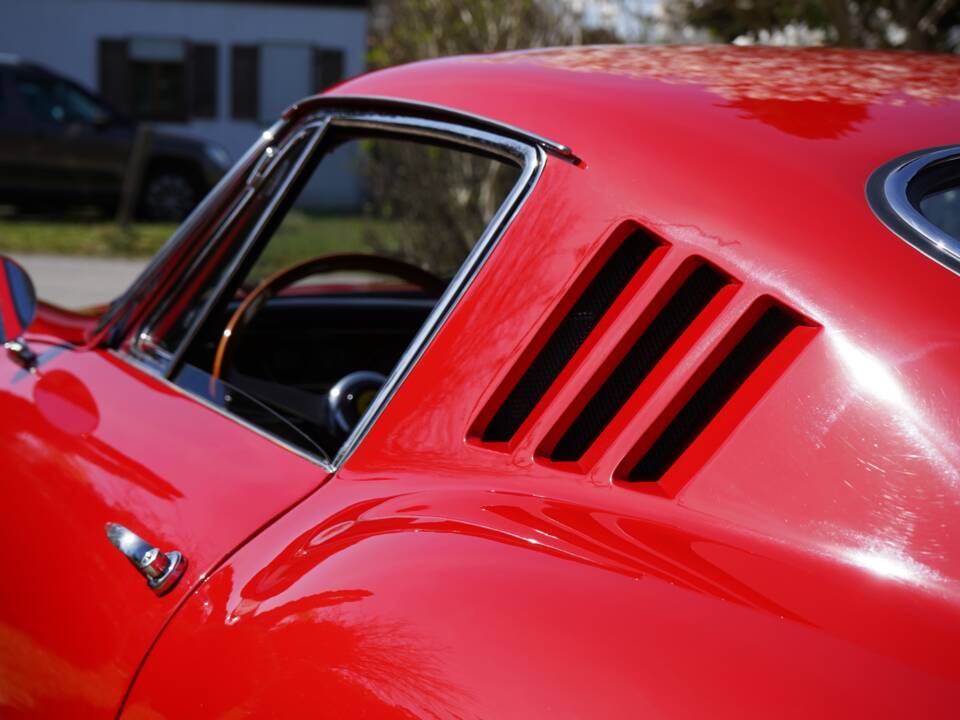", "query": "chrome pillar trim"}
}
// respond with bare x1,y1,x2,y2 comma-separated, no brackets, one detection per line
247,127,314,190
161,119,330,377
91,121,285,348
286,93,579,162
867,144,960,277
131,172,267,362
328,112,537,165
105,523,187,596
